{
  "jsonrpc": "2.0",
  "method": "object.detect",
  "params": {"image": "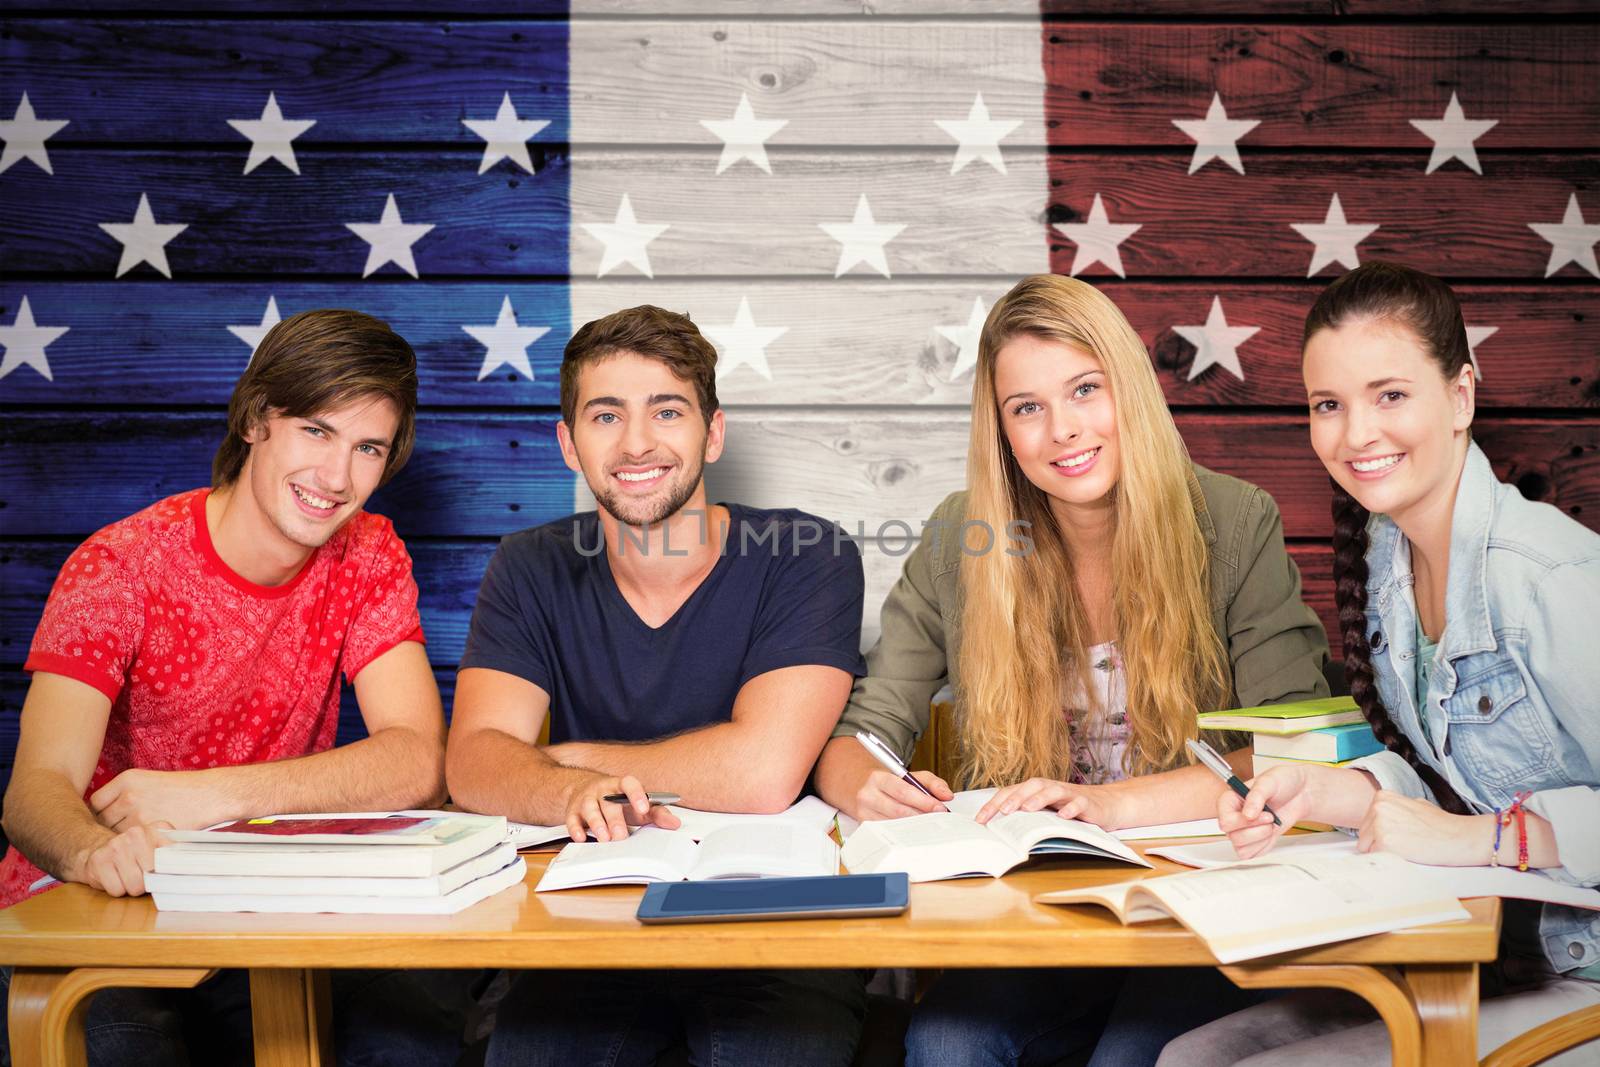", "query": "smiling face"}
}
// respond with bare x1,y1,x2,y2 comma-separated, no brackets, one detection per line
239,393,400,554
993,333,1121,517
1303,317,1474,525
558,350,724,528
